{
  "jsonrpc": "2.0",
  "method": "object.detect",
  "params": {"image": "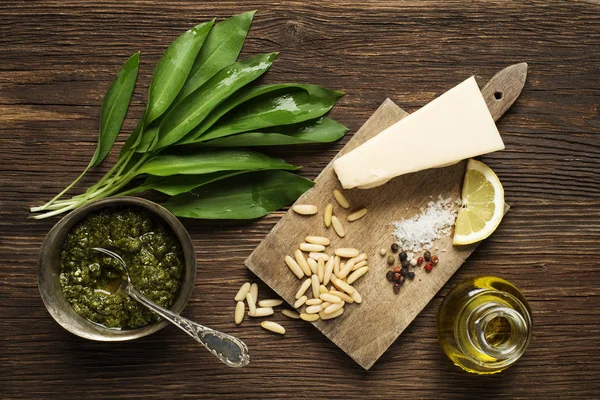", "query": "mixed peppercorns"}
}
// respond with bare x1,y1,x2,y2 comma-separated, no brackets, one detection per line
382,244,440,294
